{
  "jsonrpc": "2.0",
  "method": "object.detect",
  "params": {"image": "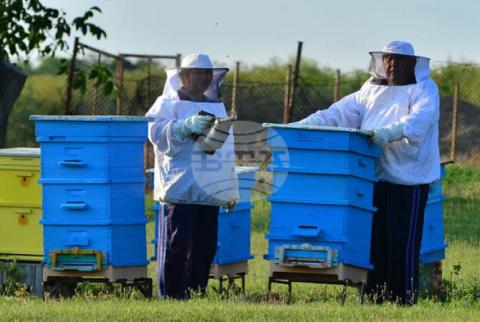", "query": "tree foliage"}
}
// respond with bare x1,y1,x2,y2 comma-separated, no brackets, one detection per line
0,0,113,96
0,0,105,60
